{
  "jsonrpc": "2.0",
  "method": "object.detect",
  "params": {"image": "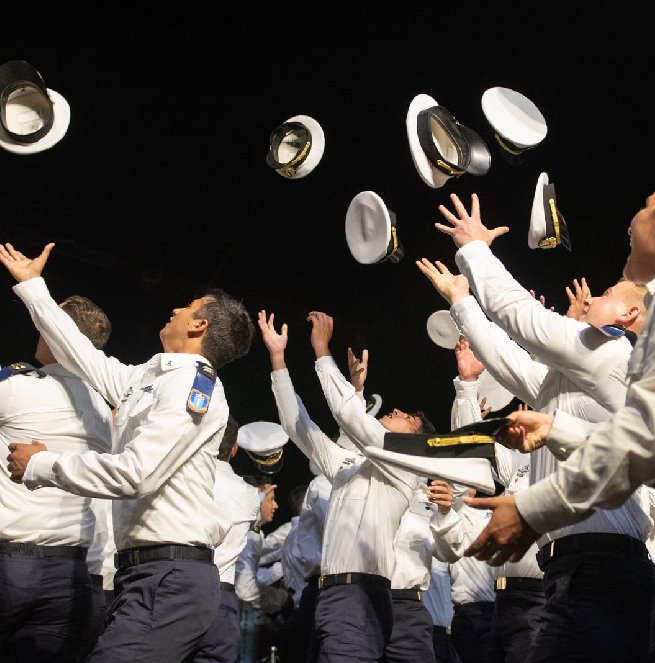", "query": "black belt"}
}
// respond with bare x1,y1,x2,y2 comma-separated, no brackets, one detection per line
391,588,423,601
0,541,87,560
220,582,235,593
494,577,544,593
318,573,391,590
536,533,649,570
433,625,451,635
115,544,213,569
90,574,104,588
305,574,320,587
